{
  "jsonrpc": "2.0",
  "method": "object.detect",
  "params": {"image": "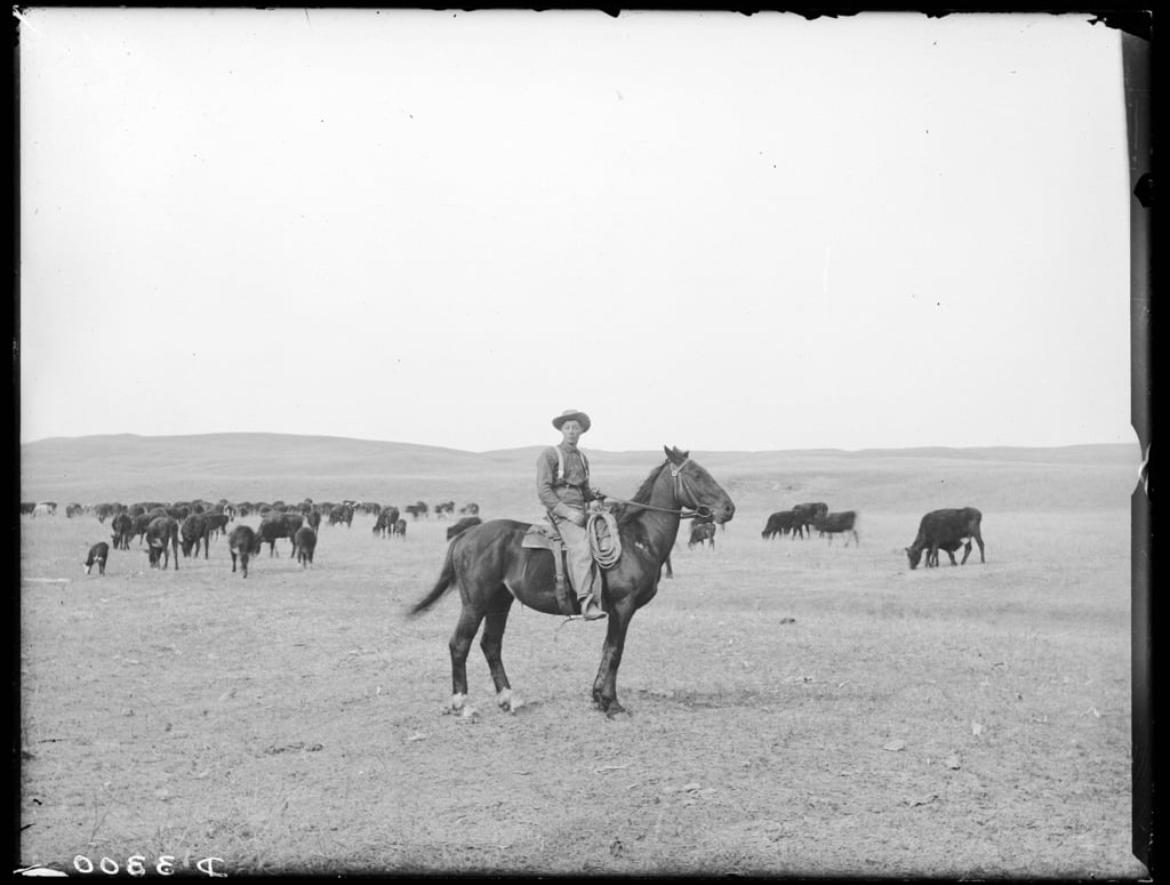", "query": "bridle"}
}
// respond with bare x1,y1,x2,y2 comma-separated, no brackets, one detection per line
604,458,714,520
